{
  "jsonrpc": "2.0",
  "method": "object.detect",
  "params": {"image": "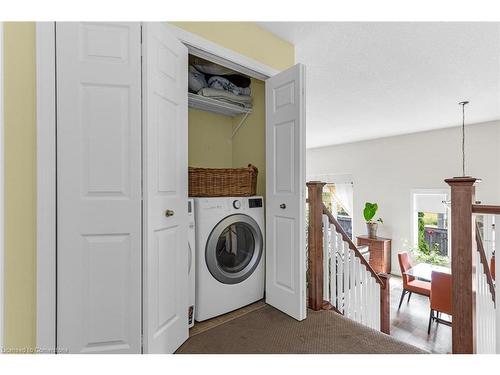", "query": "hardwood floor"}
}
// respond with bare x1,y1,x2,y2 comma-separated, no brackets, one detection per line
390,276,452,354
